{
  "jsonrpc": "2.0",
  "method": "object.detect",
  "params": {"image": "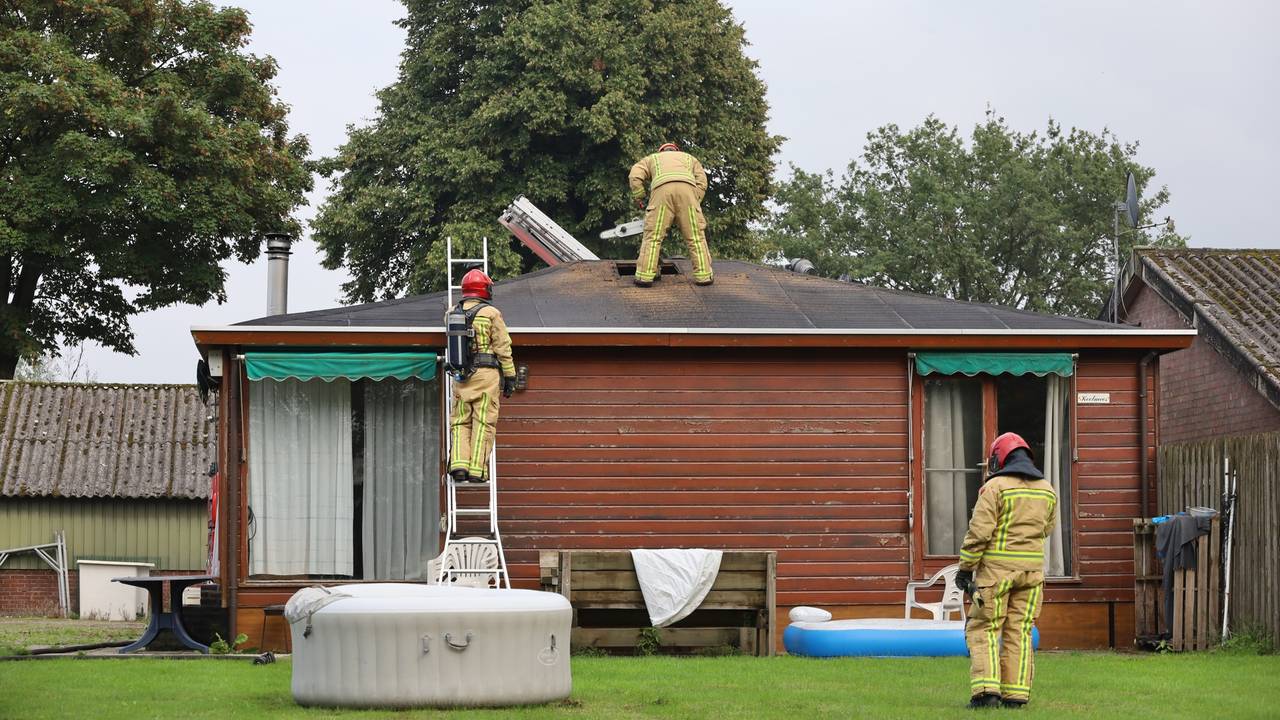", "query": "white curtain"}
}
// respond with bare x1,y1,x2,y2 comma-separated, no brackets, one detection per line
362,379,440,580
1043,375,1069,576
248,378,354,577
925,381,982,555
